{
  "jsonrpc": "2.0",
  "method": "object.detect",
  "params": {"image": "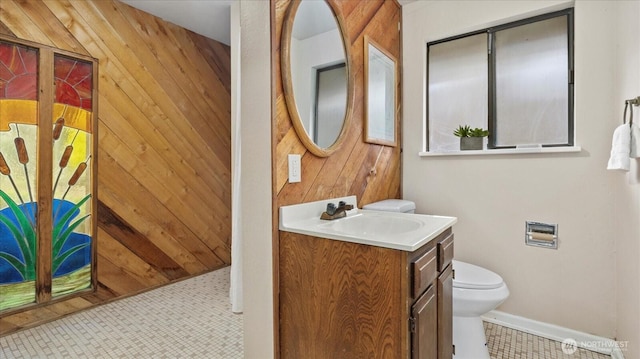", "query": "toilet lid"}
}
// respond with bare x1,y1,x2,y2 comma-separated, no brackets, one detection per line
362,199,415,213
452,260,504,290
